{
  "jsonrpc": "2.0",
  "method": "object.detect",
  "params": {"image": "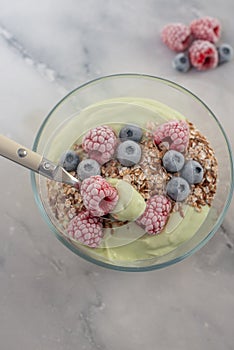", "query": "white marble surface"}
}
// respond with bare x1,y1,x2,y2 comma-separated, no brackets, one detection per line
0,1,234,349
